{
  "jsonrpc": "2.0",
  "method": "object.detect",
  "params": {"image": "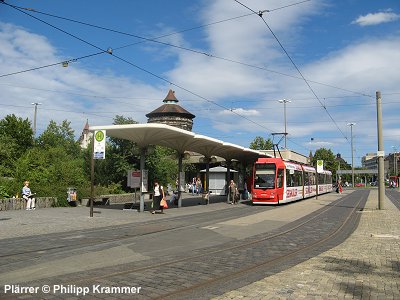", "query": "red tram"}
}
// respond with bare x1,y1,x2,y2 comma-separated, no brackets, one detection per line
252,157,333,205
